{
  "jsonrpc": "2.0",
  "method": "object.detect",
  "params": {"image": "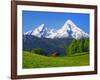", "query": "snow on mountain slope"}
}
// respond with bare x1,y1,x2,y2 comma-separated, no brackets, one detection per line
50,19,89,39
24,19,89,39
31,24,47,37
